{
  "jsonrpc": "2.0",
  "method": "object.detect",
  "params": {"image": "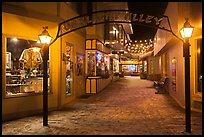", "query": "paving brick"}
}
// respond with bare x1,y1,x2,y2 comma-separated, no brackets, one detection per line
2,77,202,135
